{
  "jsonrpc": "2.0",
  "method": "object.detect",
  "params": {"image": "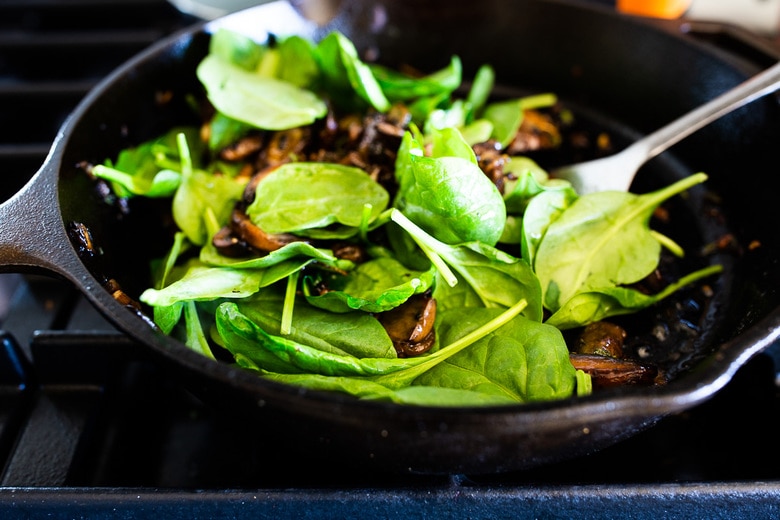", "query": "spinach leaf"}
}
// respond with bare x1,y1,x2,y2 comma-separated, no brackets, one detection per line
92,126,200,198
412,63,492,135
200,240,349,270
458,119,494,146
245,162,389,237
545,264,723,329
261,372,517,405
215,298,527,383
207,112,253,153
173,167,246,246
197,54,327,131
391,209,542,321
212,308,305,374
370,56,462,102
502,156,569,214
91,165,181,198
154,302,184,335
275,35,320,87
497,157,574,247
209,28,265,71
315,31,390,112
431,271,483,313
428,126,478,166
520,184,578,267
369,298,529,389
216,302,421,376
498,215,524,245
482,93,557,147
465,64,495,116
304,257,435,313
536,173,708,312
424,99,469,134
140,259,309,307
183,301,216,360
234,290,397,358
414,307,581,402
393,129,506,246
